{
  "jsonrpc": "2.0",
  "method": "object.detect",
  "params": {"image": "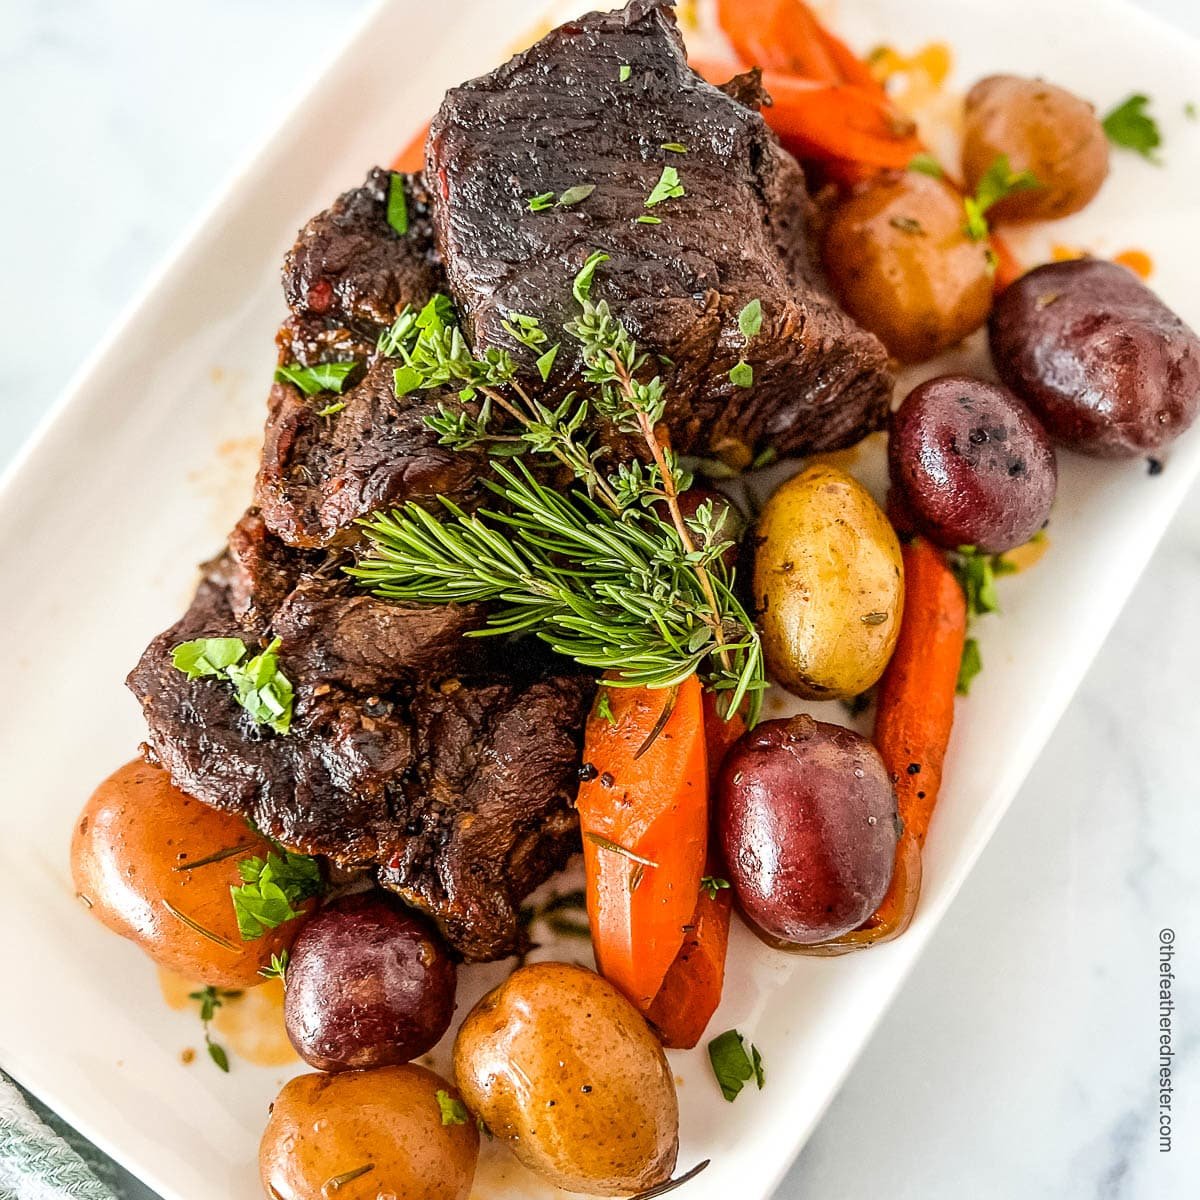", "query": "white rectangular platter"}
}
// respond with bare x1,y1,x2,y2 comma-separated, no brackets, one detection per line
1,1,1198,1197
